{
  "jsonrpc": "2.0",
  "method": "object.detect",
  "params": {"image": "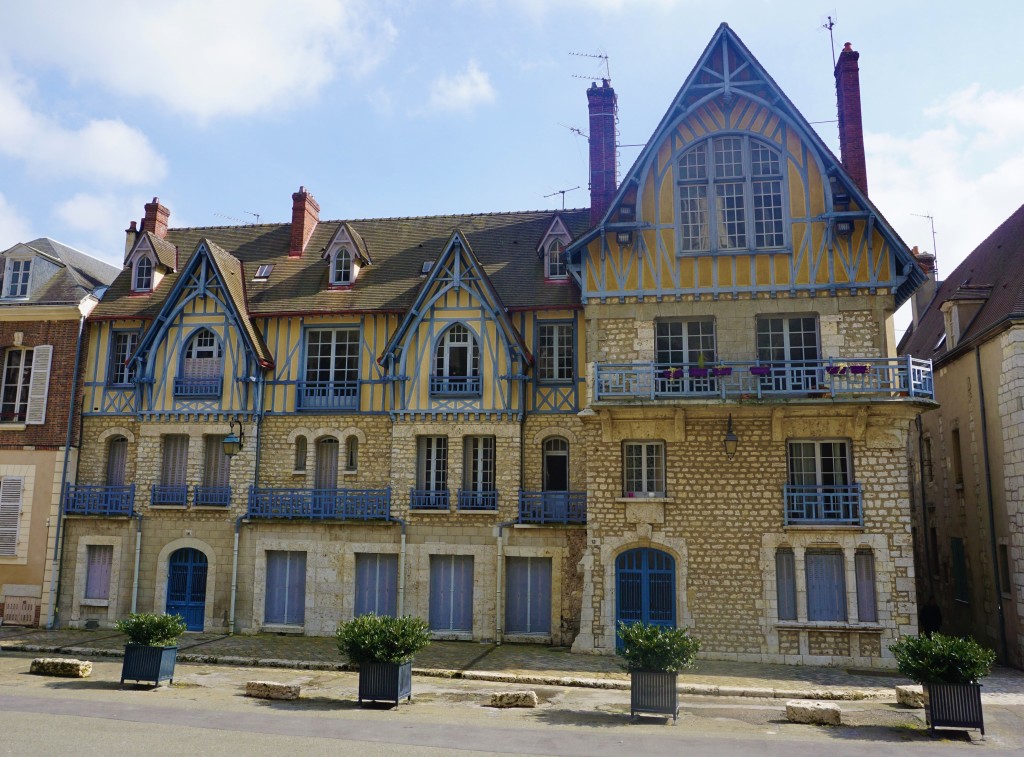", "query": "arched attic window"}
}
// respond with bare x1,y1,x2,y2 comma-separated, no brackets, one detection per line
175,329,223,397
546,239,567,279
134,256,154,291
677,136,785,253
330,247,354,285
432,323,480,396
